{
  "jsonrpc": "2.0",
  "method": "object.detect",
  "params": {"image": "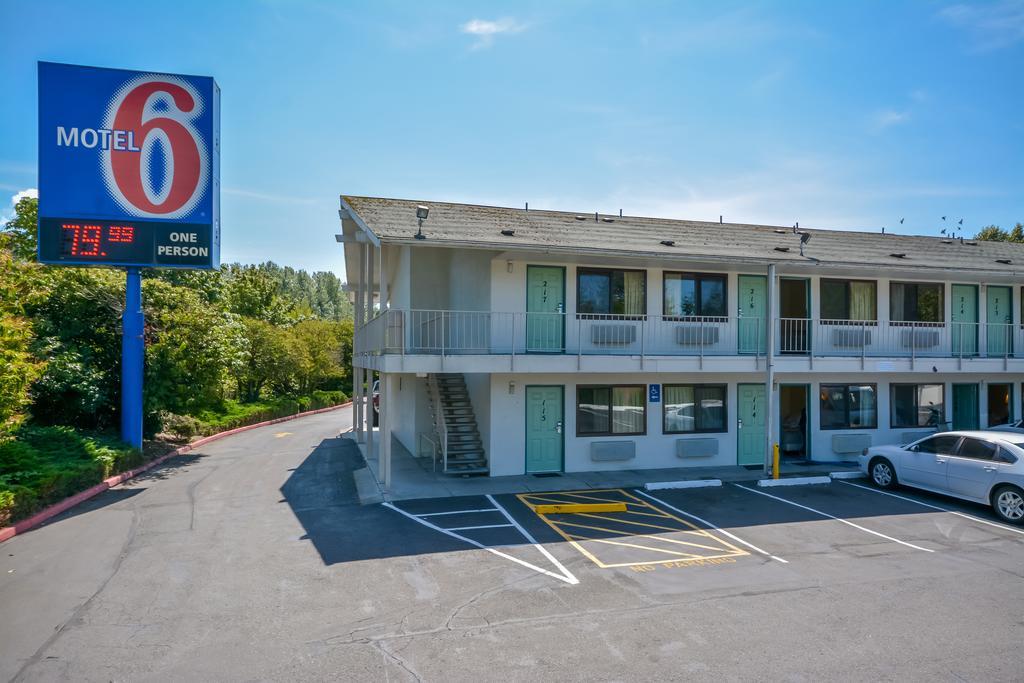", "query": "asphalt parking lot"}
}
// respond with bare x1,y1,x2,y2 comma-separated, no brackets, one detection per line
3,409,1024,681
387,478,1024,587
